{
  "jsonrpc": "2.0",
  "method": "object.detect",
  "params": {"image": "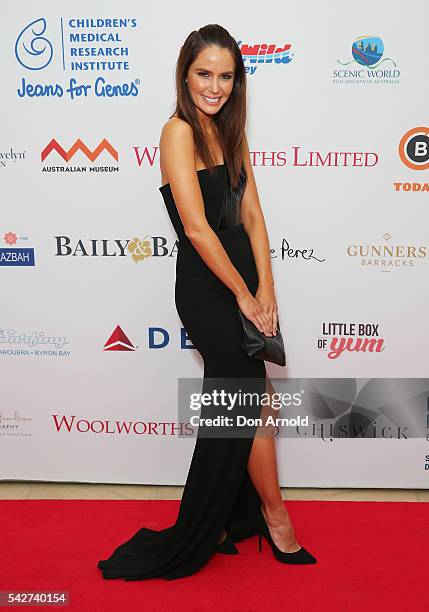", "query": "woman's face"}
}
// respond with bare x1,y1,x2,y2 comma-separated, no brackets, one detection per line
186,45,235,121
